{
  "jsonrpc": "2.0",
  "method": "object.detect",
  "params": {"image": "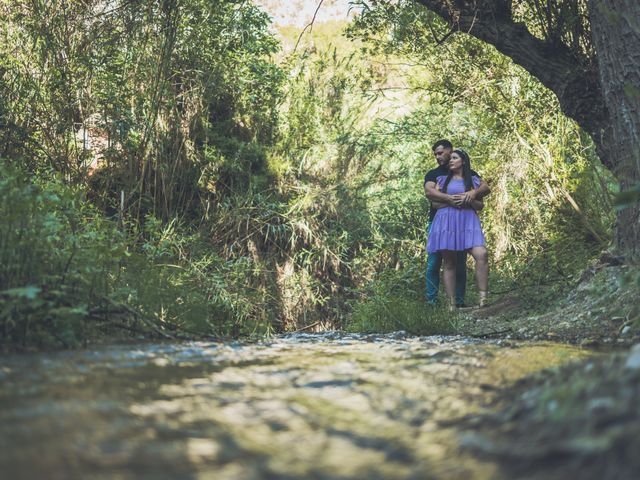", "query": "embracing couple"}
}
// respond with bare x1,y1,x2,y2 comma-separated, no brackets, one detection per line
423,139,490,310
